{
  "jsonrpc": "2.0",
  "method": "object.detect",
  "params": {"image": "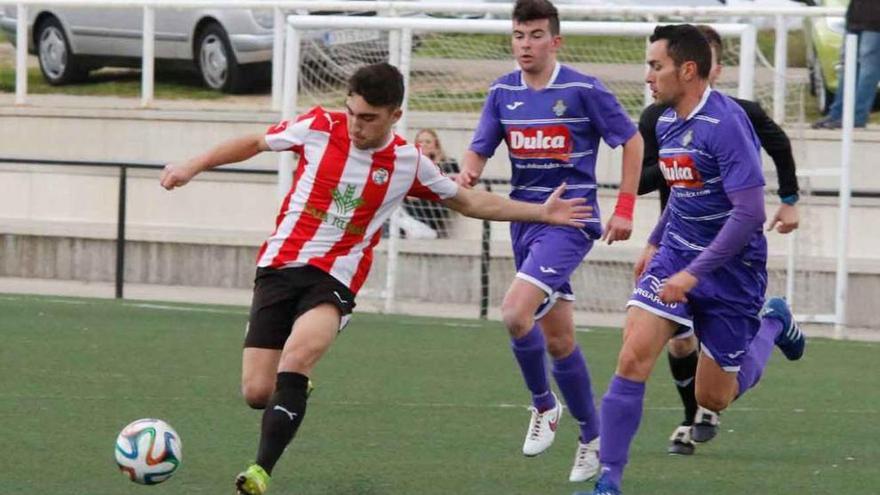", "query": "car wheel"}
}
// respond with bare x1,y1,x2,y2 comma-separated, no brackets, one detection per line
196,23,250,93
35,17,88,85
